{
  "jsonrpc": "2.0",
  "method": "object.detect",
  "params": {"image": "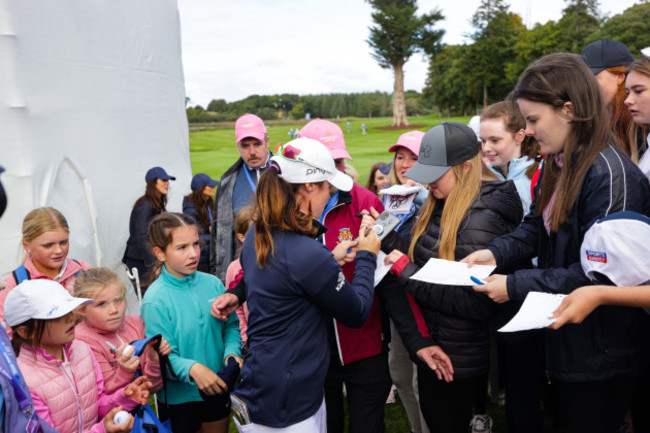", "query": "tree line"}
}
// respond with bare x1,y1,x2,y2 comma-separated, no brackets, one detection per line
186,91,433,124
426,0,650,116
186,0,650,124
